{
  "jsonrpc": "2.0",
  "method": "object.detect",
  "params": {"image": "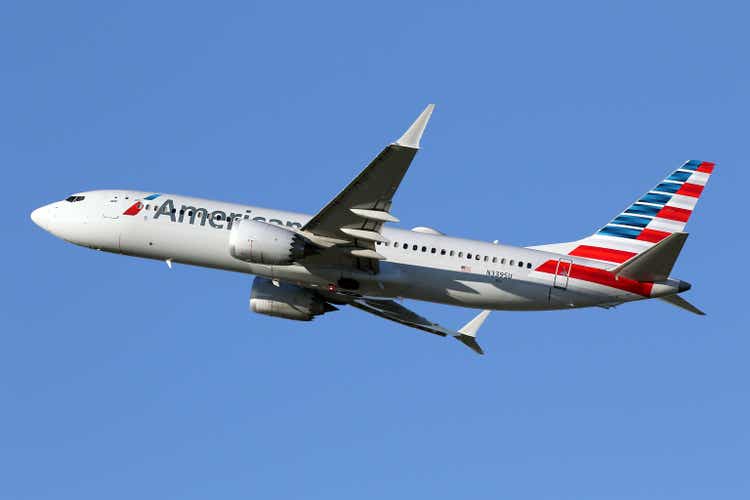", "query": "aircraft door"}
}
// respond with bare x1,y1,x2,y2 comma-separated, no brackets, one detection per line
553,258,572,289
102,193,122,219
